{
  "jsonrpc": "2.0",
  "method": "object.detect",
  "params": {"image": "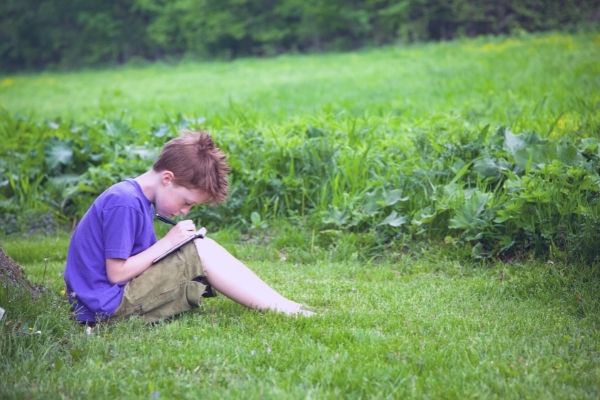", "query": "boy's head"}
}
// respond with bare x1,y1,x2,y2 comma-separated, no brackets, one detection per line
153,130,229,204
